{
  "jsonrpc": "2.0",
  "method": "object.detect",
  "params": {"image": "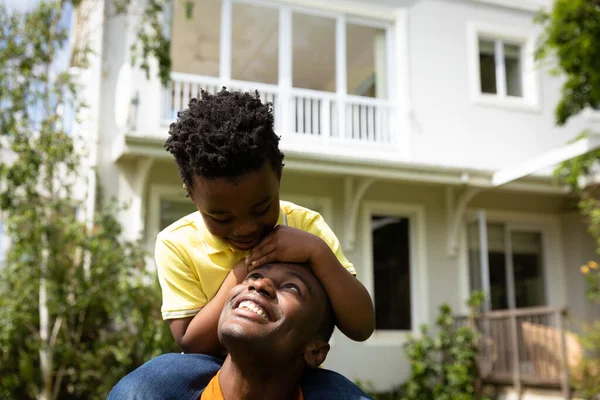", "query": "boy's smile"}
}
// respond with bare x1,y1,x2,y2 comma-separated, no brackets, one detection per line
187,162,282,251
